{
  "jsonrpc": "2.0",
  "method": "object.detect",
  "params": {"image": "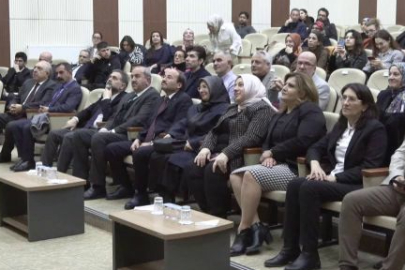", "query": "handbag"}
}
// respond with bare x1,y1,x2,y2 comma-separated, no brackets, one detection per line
153,137,186,153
